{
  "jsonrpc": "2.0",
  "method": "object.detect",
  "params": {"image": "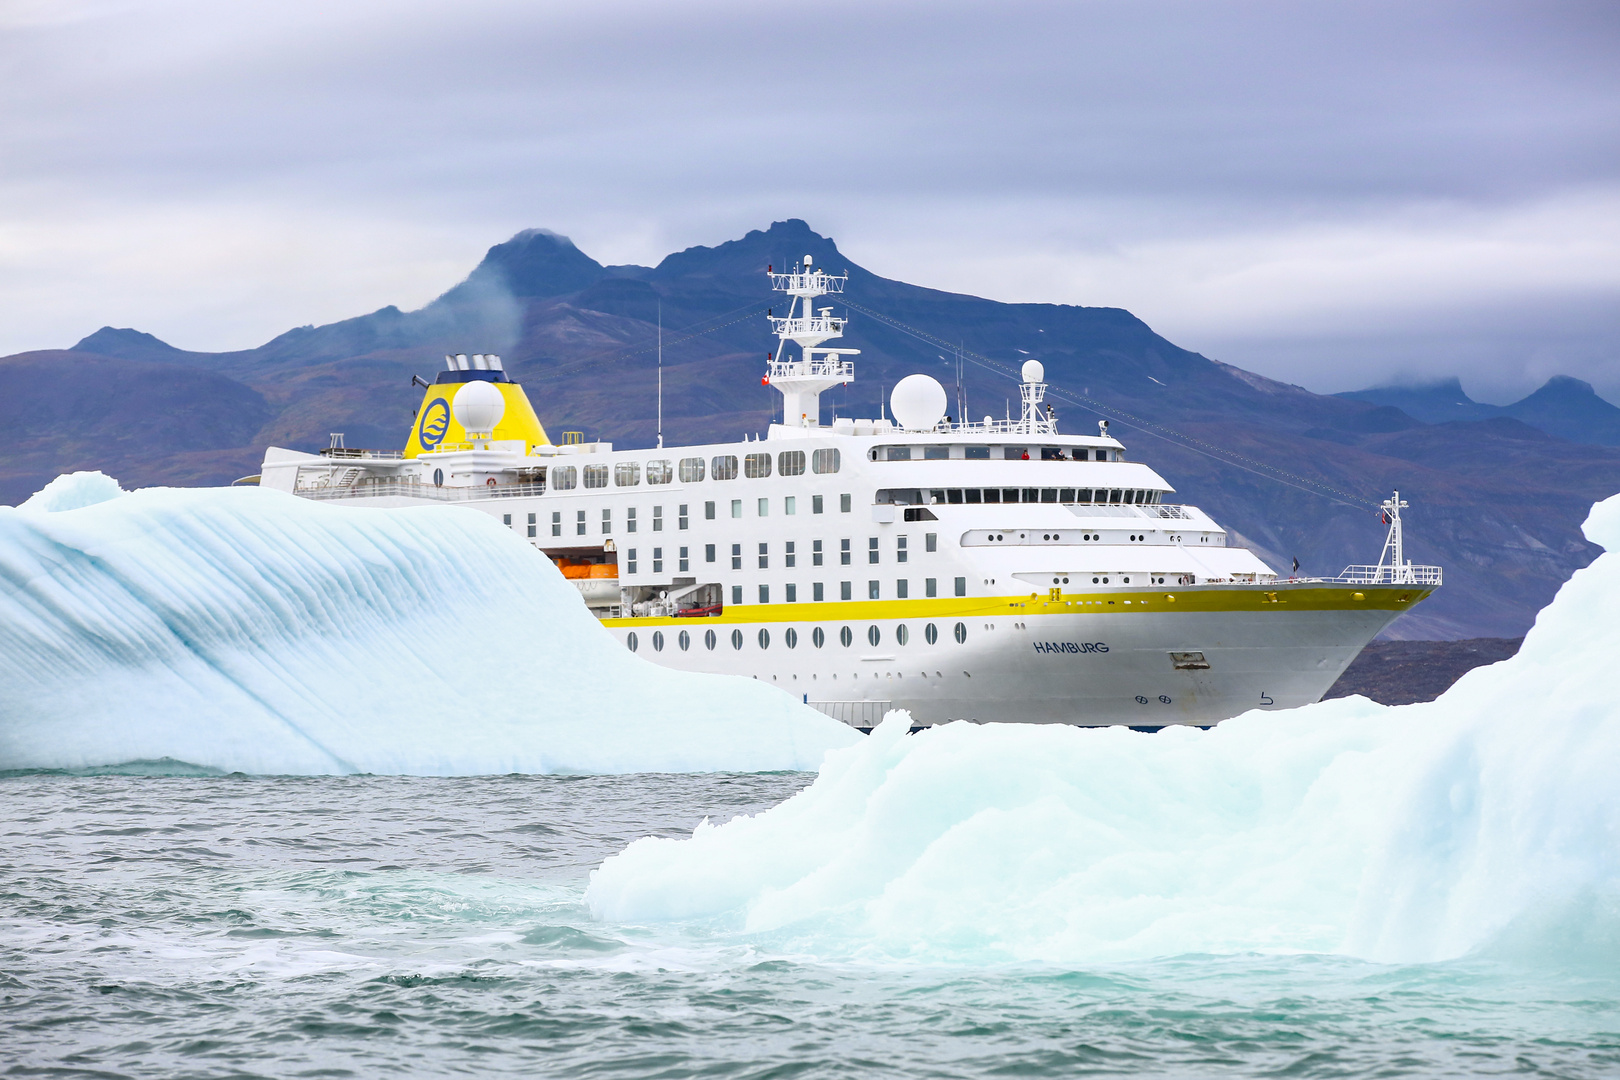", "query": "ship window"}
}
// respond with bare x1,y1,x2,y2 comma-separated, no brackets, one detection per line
1041,447,1066,461
626,632,638,652
813,626,825,646
758,543,768,569
732,585,742,606
813,495,824,514
652,547,662,573
840,493,851,512
784,496,796,515
602,508,611,533
955,577,967,597
868,580,880,599
759,585,769,604
925,622,938,644
679,546,689,572
678,630,690,651
946,489,963,504
503,514,511,526
1003,488,1021,503
705,543,715,563
551,511,561,537
576,510,586,535
903,507,937,522
652,631,663,652
868,537,879,564
814,582,824,602
963,488,981,504
896,579,909,599
954,621,967,643
982,488,1000,503
840,625,854,647
731,499,742,518
732,543,742,570
1097,449,1110,461
930,490,946,504
679,504,689,529
785,541,796,568
626,508,637,532
552,465,577,490
652,506,663,531
646,460,672,485
744,453,771,478
840,539,851,565
1077,488,1093,503
1005,447,1027,460
705,500,715,520
758,497,769,517
1110,489,1122,504
626,549,637,574
812,448,841,474
614,462,640,486
778,450,806,476
867,625,881,646
679,457,705,482
758,628,770,649
705,628,717,650
841,581,852,601
732,628,744,650
786,584,797,603
584,465,608,489
712,455,738,480
1171,651,1210,670
965,446,990,460
785,627,798,647
926,533,937,552
527,512,536,539
886,446,912,461
924,446,950,460
925,578,937,598
896,624,909,645
813,539,823,566
1060,488,1076,503
1041,488,1058,503
897,536,908,563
